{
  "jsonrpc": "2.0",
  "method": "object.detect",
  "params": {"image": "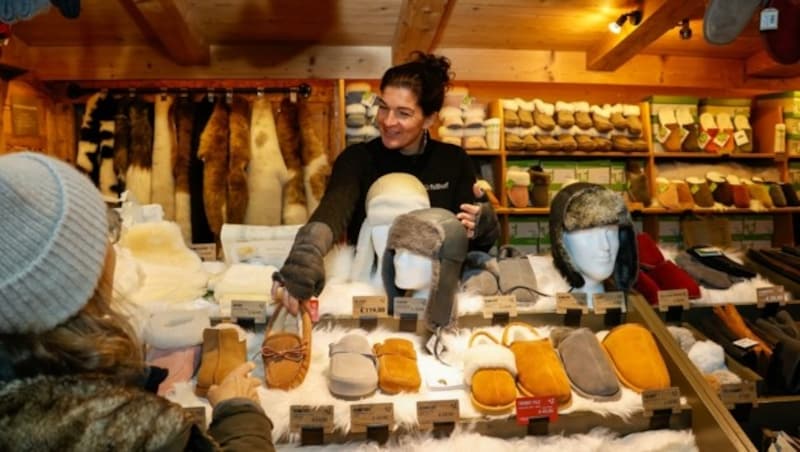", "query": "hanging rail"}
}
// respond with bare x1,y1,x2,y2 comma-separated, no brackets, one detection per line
65,82,312,99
